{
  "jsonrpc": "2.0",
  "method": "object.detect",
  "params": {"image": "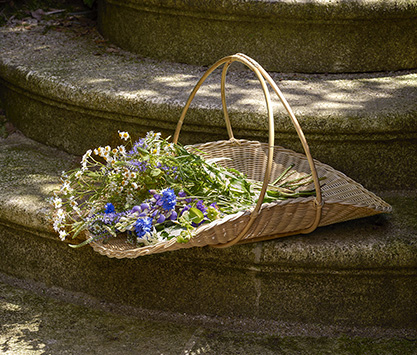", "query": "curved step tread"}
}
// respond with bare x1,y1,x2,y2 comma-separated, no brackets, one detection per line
1,23,417,137
98,0,417,72
1,21,417,190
